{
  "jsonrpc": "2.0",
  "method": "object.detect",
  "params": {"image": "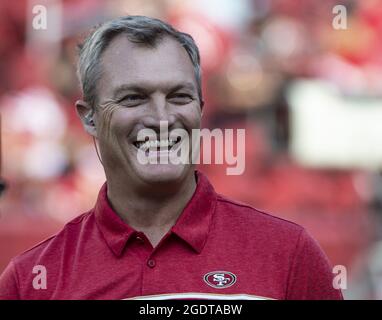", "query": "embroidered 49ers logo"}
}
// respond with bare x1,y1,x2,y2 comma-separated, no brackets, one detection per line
203,271,237,289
